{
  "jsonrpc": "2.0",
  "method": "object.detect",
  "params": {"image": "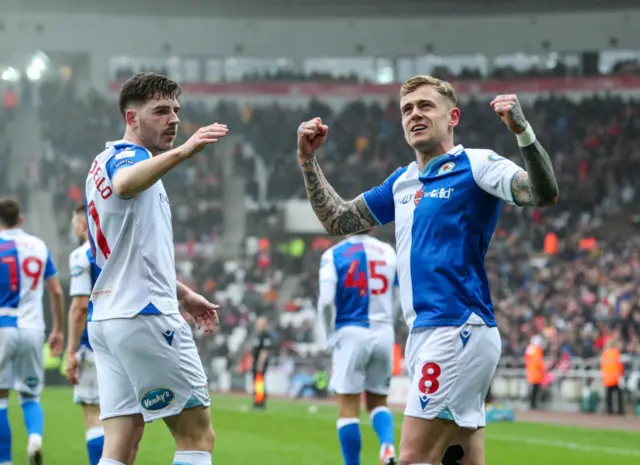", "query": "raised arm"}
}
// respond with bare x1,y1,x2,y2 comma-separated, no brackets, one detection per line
490,94,559,207
297,117,395,236
510,143,558,207
300,155,377,236
110,123,228,199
